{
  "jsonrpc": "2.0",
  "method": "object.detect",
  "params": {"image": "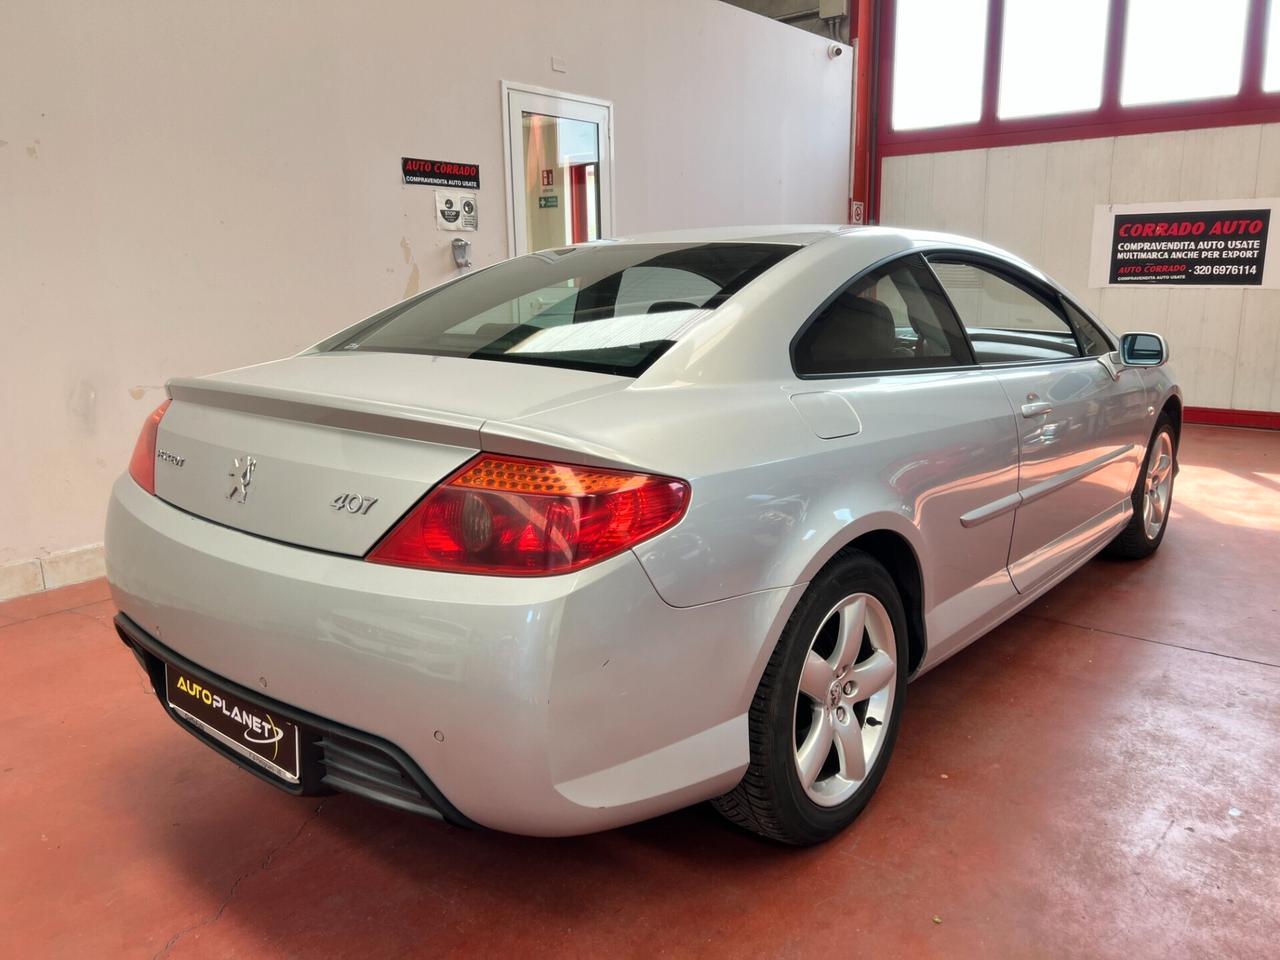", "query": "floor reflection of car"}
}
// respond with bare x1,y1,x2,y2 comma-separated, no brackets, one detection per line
106,226,1182,843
